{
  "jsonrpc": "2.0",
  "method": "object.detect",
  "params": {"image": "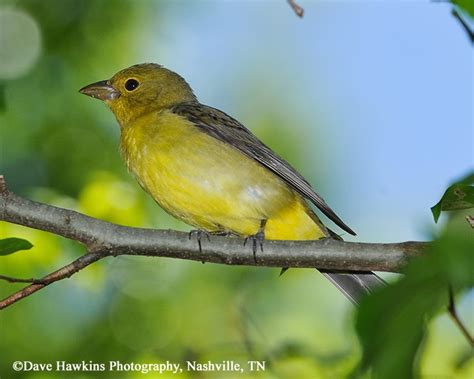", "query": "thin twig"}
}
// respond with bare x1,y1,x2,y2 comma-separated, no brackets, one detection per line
452,8,474,45
448,286,474,347
287,0,304,18
0,251,106,309
0,274,45,284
